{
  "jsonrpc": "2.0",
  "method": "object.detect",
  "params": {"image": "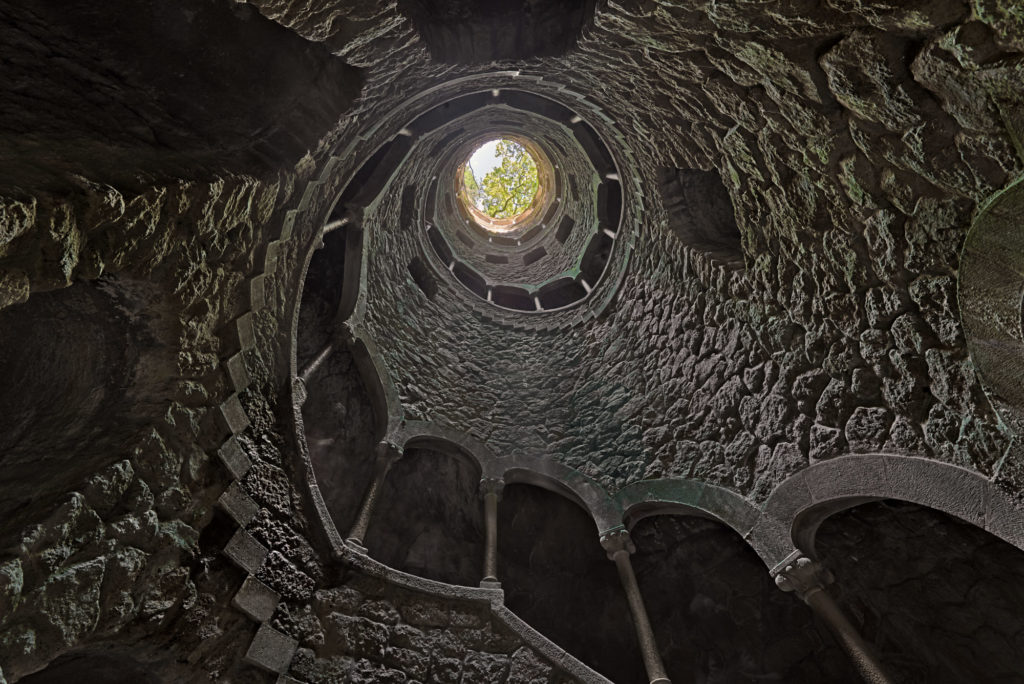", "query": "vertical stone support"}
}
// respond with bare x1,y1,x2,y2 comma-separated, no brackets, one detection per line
346,441,403,551
479,477,504,588
774,555,894,684
601,530,671,684
300,342,334,382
